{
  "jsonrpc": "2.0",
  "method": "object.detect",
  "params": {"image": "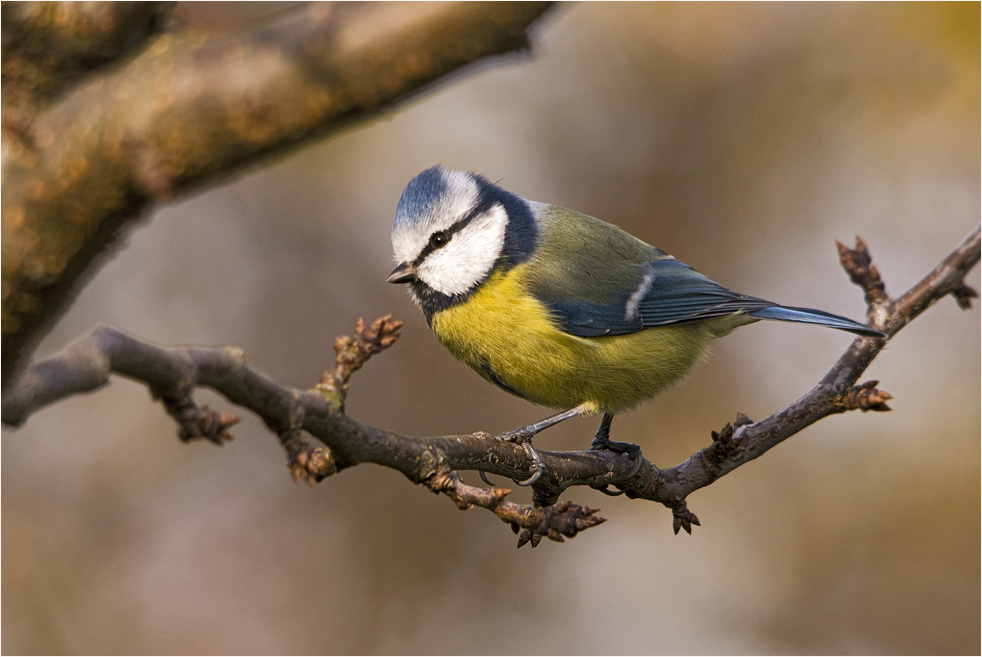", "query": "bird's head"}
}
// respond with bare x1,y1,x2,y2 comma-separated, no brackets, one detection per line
388,166,537,313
